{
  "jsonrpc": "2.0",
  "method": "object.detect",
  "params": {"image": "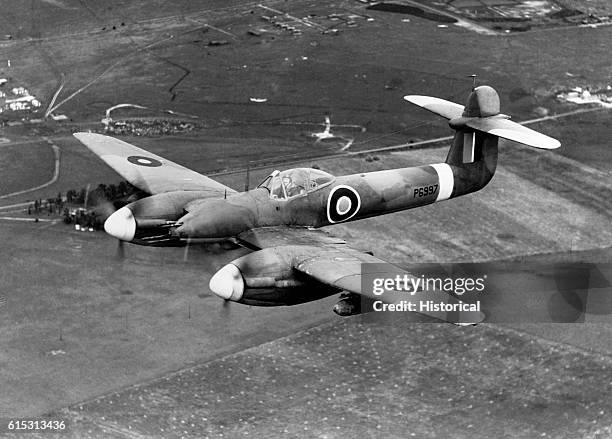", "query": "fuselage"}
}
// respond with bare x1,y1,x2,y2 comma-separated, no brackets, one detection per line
172,159,487,241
